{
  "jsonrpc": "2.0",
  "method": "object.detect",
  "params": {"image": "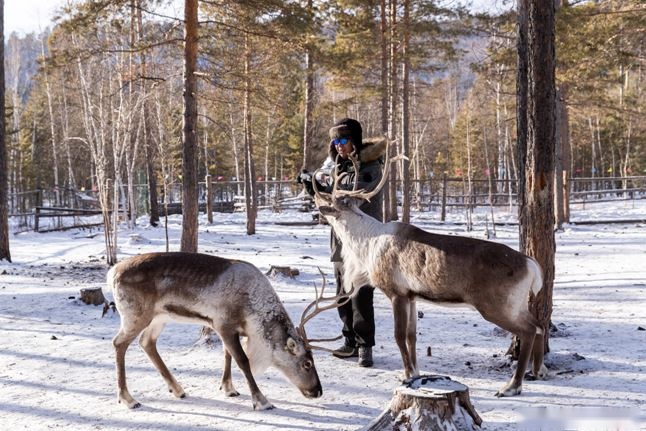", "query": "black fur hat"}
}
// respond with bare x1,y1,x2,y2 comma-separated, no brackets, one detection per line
329,118,363,149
